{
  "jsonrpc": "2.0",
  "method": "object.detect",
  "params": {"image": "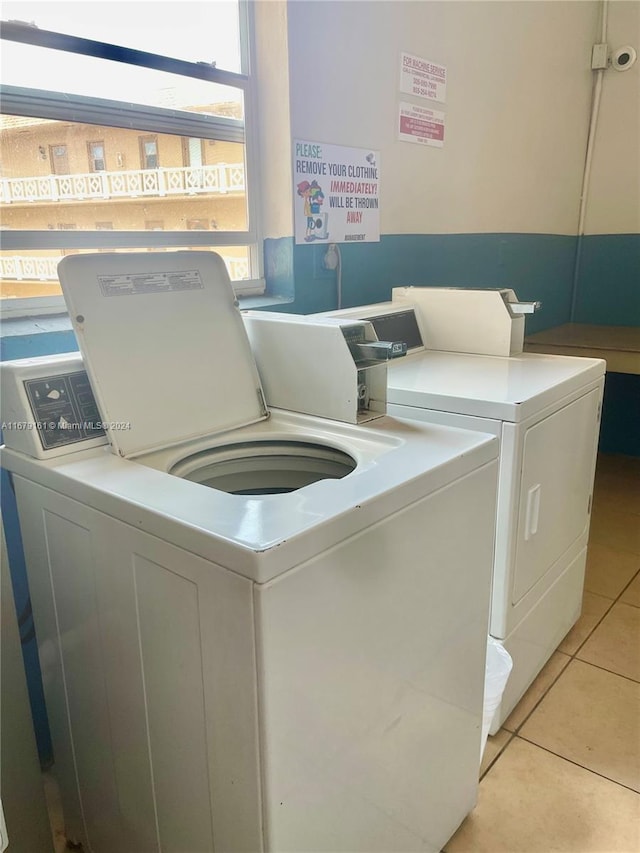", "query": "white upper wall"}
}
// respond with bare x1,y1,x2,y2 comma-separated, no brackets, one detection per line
584,0,640,234
286,0,599,236
253,0,294,238
257,1,640,238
